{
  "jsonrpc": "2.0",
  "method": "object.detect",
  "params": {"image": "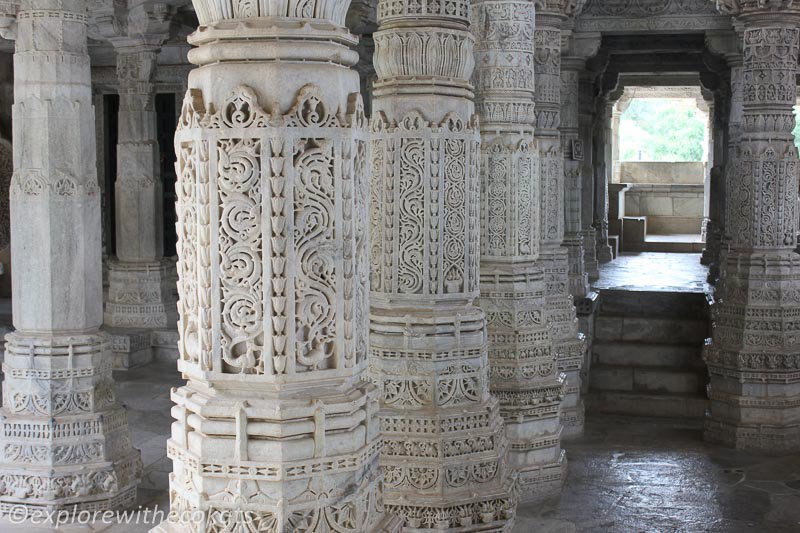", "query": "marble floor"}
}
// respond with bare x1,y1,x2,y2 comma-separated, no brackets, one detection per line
515,415,800,533
2,359,797,532
594,252,710,293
